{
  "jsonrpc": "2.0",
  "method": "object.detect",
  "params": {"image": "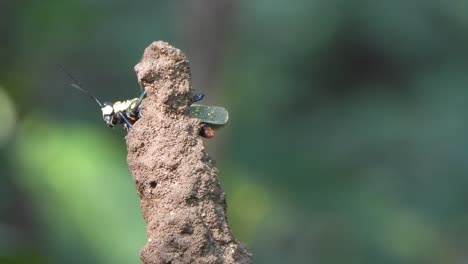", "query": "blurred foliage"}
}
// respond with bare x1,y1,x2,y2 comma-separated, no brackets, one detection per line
14,116,145,263
2,0,468,263
0,88,16,147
